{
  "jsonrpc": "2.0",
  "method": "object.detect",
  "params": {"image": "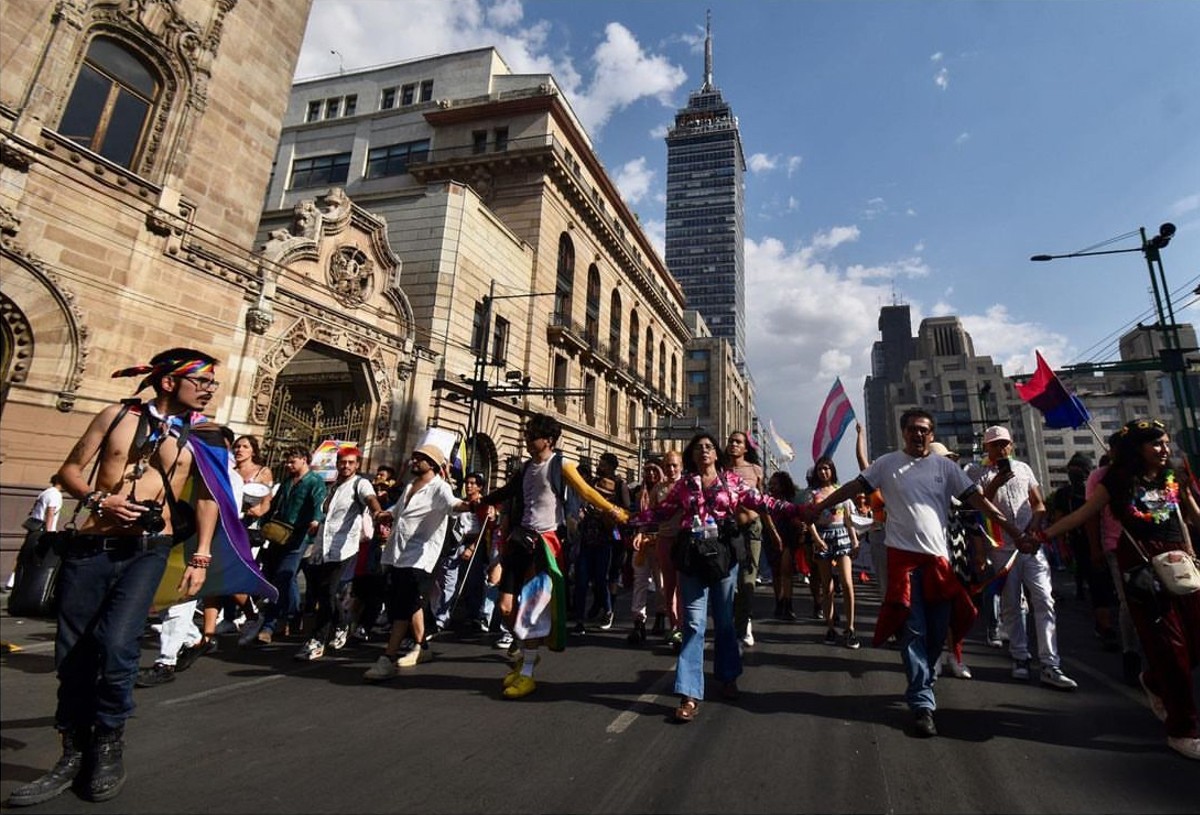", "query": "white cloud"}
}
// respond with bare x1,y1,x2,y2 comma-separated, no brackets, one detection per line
787,196,799,212
913,240,925,252
846,256,930,281
863,197,887,219
930,52,944,62
640,217,665,262
613,157,654,204
811,225,860,252
787,156,803,177
957,305,1073,375
1170,193,1200,216
955,131,970,145
906,207,918,217
294,2,686,137
934,66,949,90
649,123,669,139
747,153,778,174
